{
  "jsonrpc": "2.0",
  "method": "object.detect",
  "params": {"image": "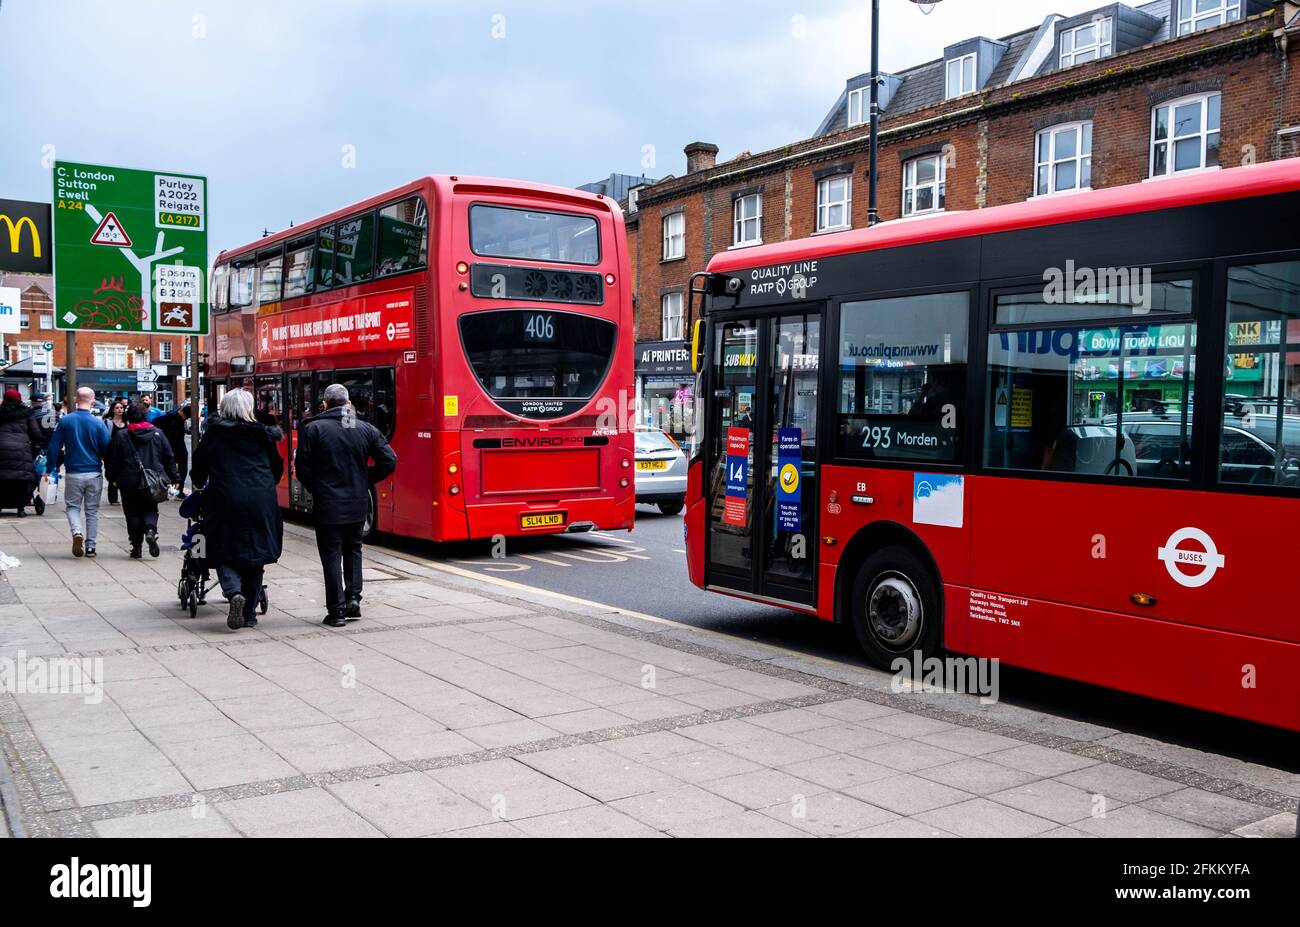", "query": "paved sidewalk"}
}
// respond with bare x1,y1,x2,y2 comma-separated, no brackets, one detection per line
0,499,1295,838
